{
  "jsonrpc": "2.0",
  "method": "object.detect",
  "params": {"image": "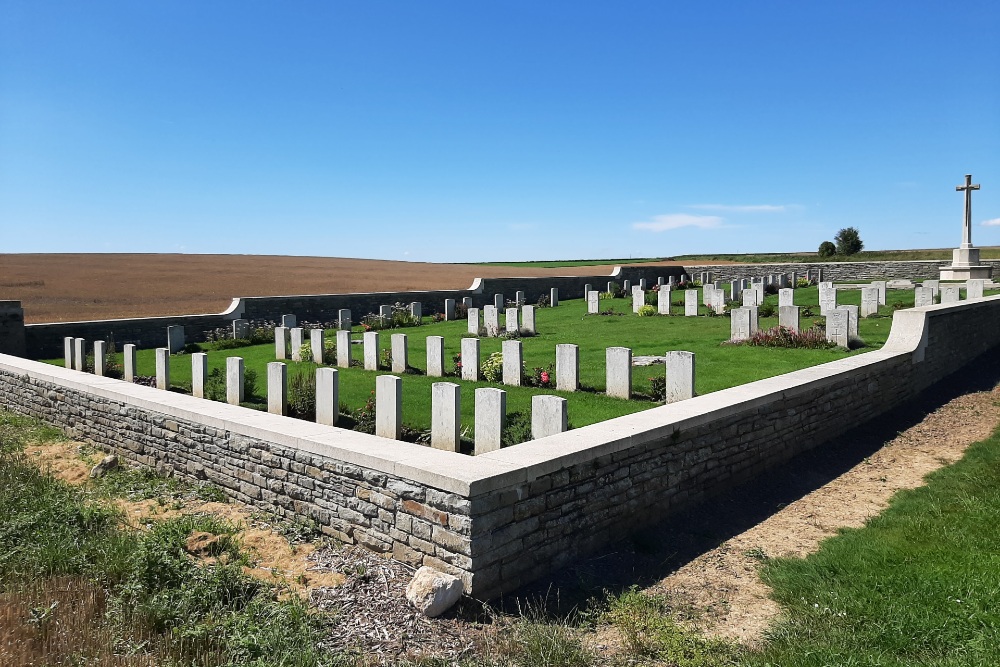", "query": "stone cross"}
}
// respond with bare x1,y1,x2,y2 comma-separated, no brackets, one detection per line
957,173,981,249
